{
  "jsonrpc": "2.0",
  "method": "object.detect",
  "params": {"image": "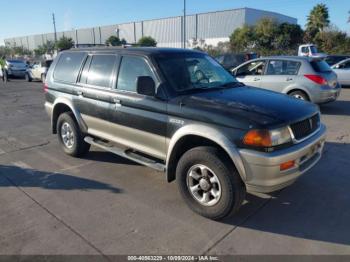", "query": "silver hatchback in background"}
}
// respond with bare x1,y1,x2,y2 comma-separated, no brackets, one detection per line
232,56,341,103
331,58,350,87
